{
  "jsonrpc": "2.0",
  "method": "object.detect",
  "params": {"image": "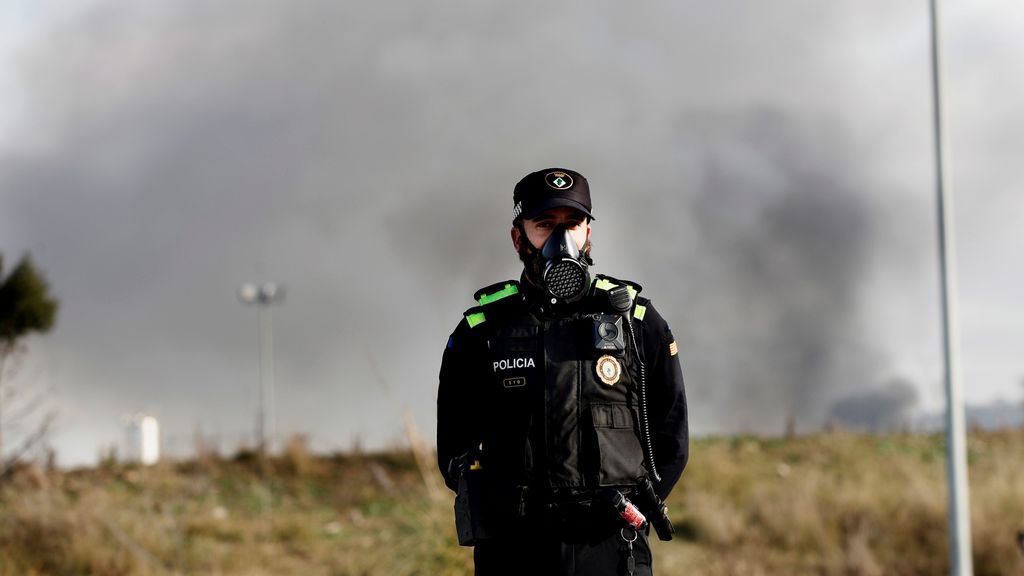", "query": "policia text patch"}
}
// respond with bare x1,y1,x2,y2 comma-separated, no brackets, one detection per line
493,357,536,371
